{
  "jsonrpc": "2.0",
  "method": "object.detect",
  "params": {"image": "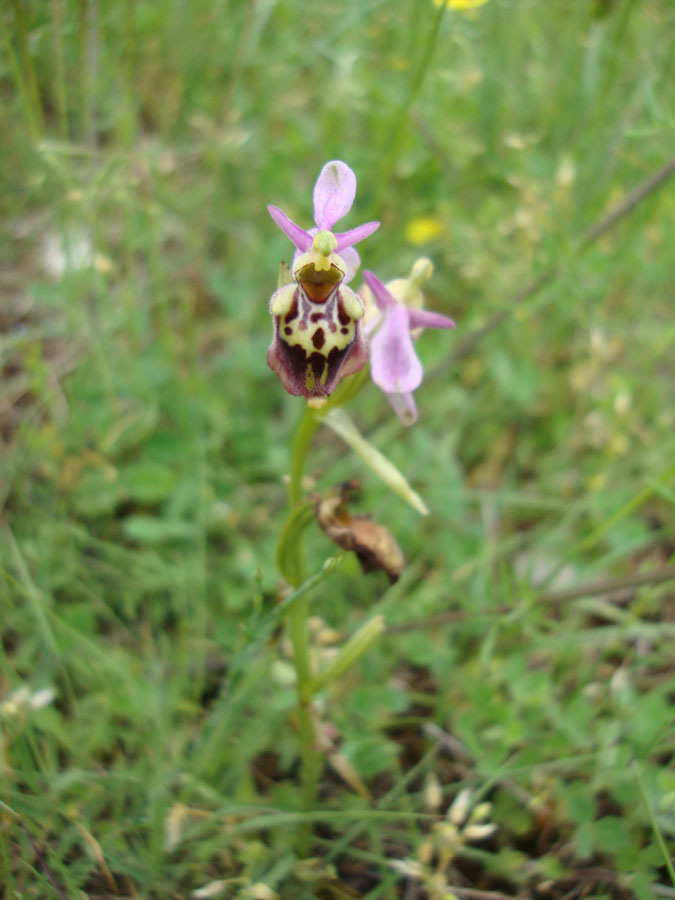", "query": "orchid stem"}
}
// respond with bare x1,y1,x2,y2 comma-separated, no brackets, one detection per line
289,404,319,509
283,385,369,850
284,402,322,854
287,591,322,854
